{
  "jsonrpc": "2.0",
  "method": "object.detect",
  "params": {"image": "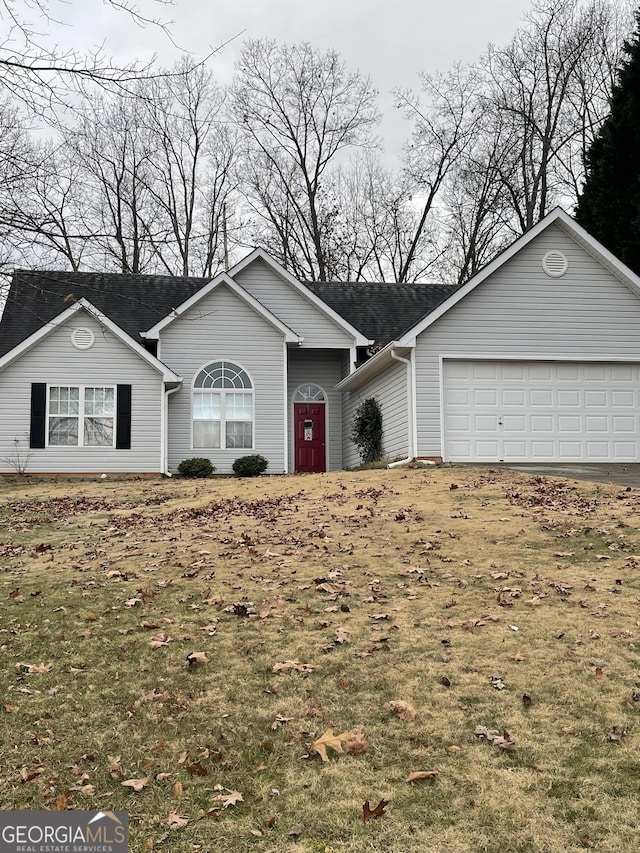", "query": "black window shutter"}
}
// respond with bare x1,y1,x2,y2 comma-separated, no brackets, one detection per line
116,384,132,449
30,383,47,448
